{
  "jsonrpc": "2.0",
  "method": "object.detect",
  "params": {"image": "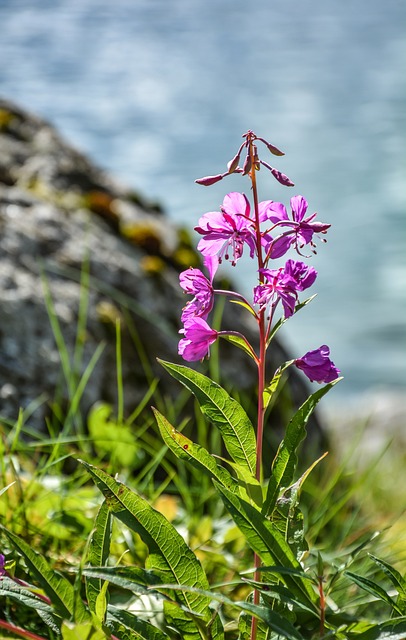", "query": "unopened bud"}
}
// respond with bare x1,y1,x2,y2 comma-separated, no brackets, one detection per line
227,152,241,174
271,168,294,187
257,137,285,156
195,173,225,186
260,160,294,186
242,153,252,175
